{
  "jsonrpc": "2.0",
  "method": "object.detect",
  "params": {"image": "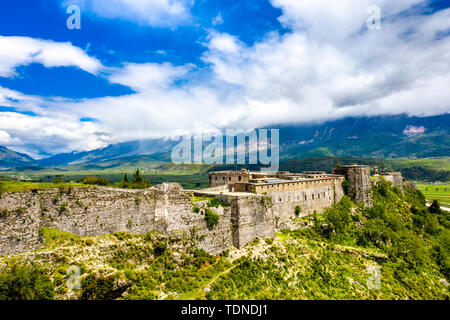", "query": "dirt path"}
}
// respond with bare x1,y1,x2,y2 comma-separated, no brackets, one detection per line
184,264,238,300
